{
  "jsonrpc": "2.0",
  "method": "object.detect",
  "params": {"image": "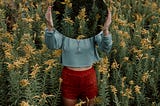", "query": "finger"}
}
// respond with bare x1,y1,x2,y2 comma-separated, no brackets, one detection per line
46,6,52,19
46,6,52,13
